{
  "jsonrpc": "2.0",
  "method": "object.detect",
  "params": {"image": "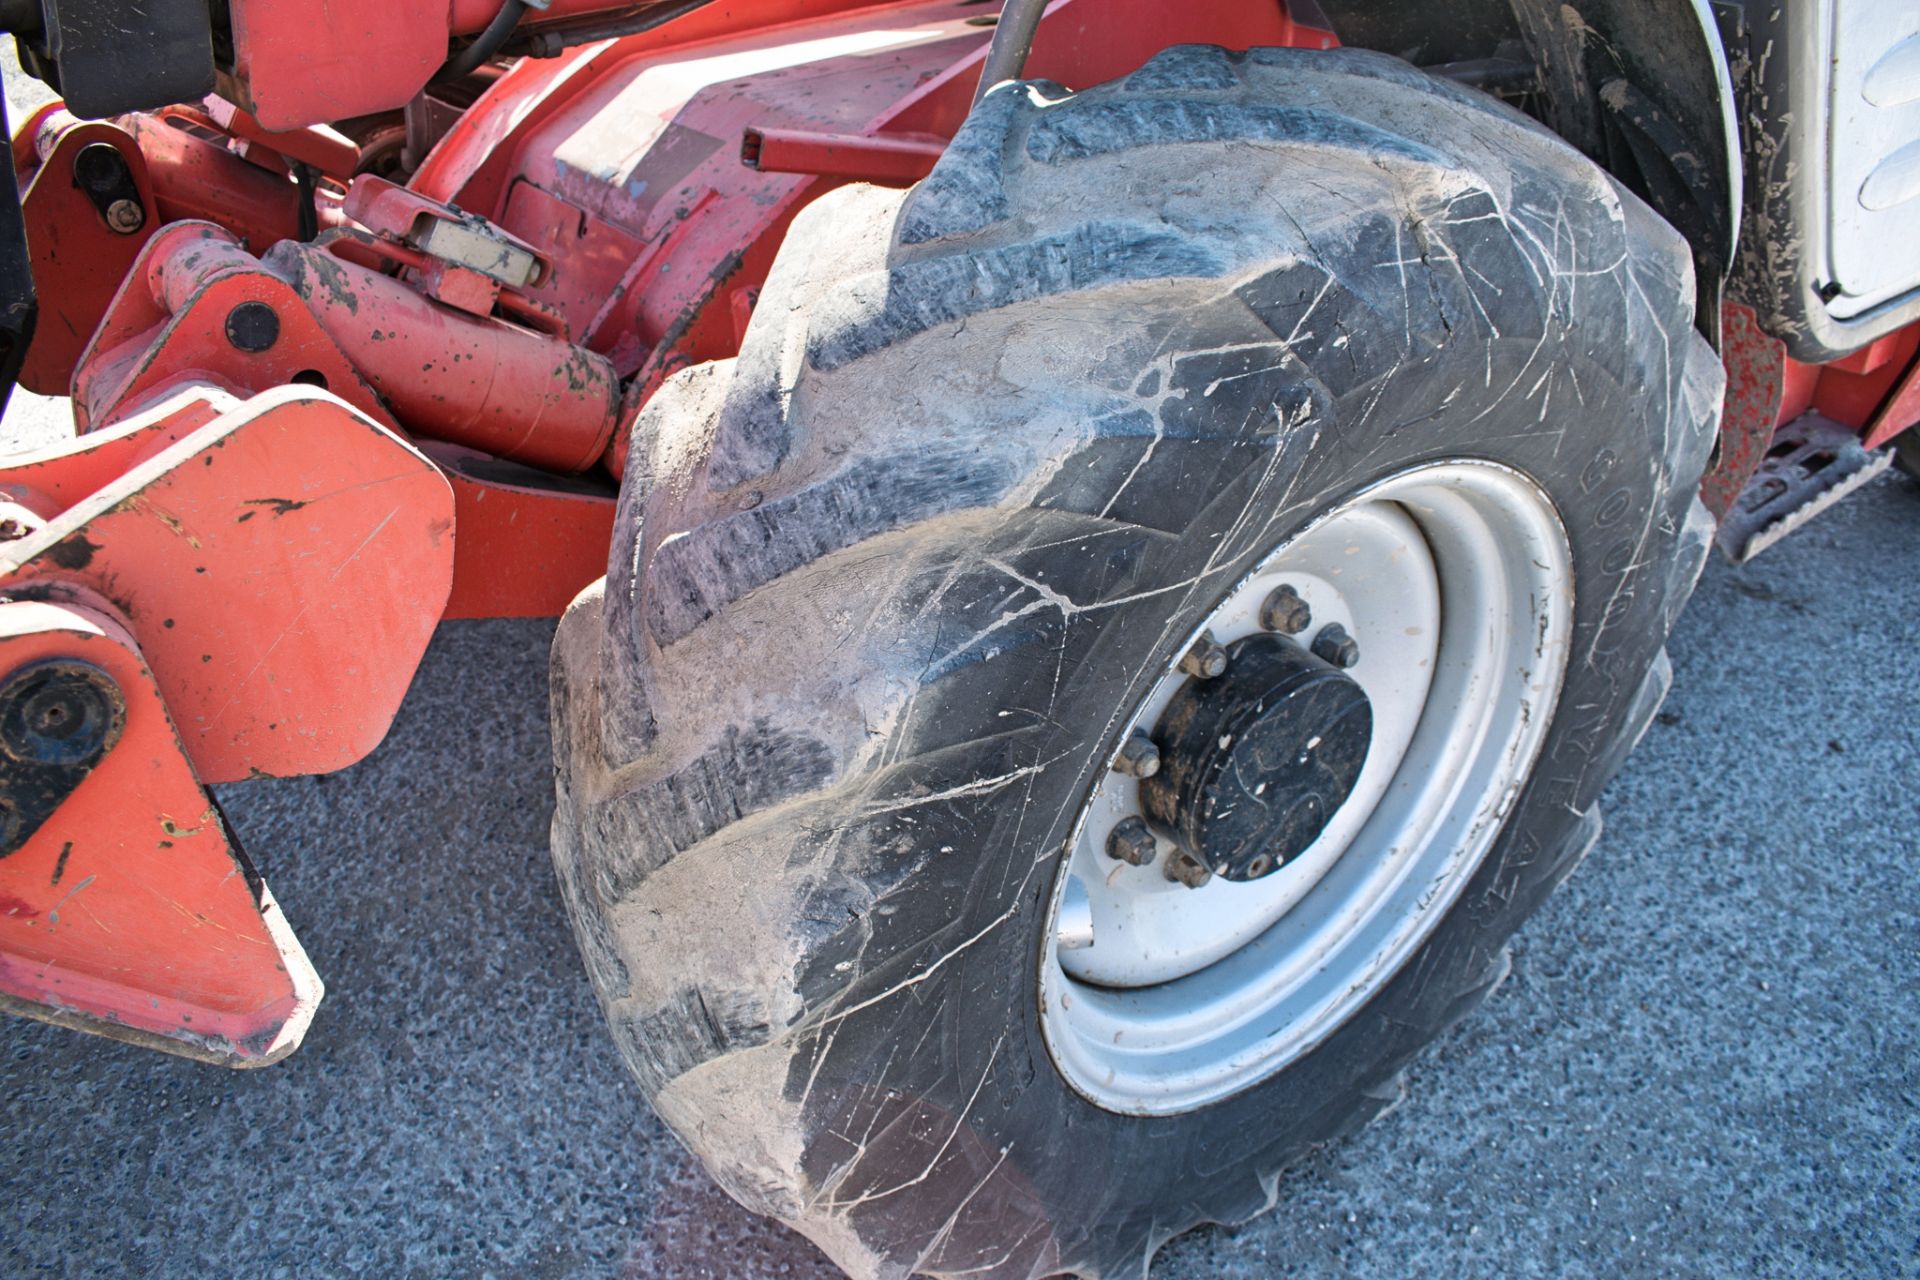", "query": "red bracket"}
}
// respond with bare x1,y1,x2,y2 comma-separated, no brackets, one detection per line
0,599,323,1065
1,385,454,782
0,385,454,1062
73,221,389,434
14,116,160,396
